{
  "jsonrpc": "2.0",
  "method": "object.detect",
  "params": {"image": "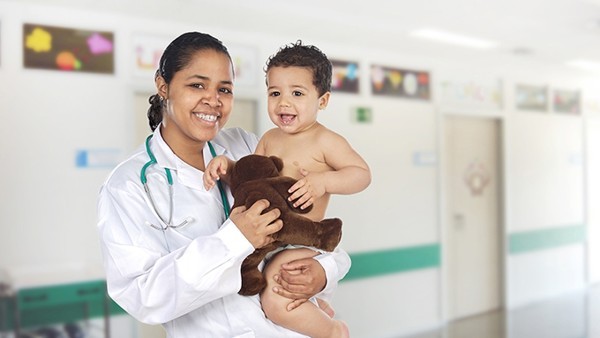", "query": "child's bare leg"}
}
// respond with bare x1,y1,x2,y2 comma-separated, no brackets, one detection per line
261,248,349,338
